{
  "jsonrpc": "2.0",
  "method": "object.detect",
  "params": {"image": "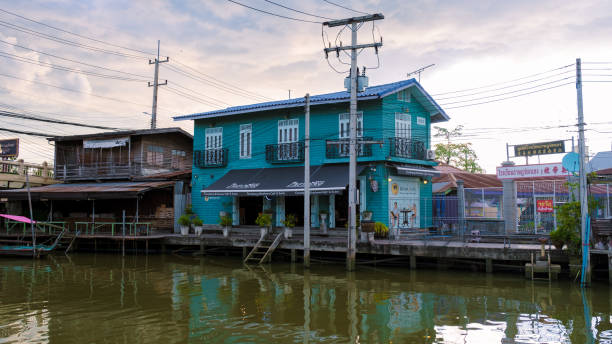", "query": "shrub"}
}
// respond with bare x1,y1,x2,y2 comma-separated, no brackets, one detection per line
178,214,191,226
192,217,203,226
555,201,581,255
374,221,388,238
255,213,272,227
281,214,297,228
185,205,194,215
219,215,233,227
